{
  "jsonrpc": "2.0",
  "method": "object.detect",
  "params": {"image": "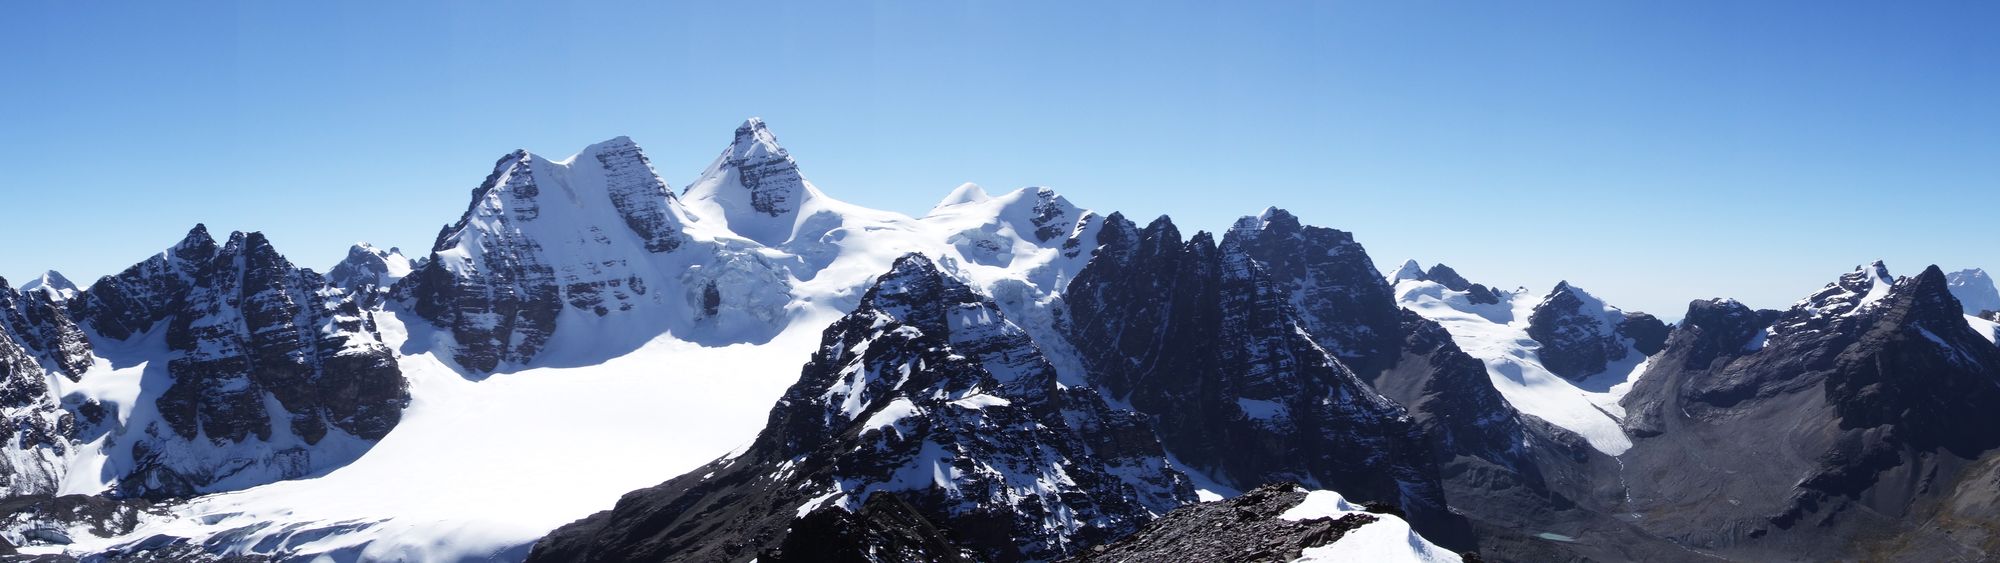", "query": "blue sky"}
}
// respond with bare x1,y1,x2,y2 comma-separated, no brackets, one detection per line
3,1,1995,317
